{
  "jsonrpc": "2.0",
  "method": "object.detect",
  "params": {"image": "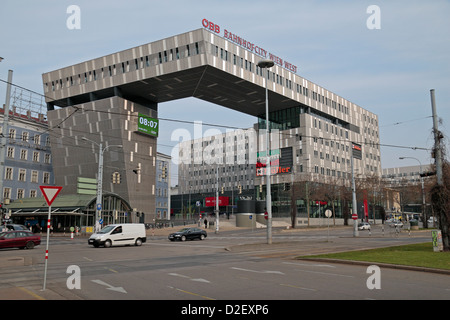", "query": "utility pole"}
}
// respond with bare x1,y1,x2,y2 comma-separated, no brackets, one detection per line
0,70,13,205
430,89,443,186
